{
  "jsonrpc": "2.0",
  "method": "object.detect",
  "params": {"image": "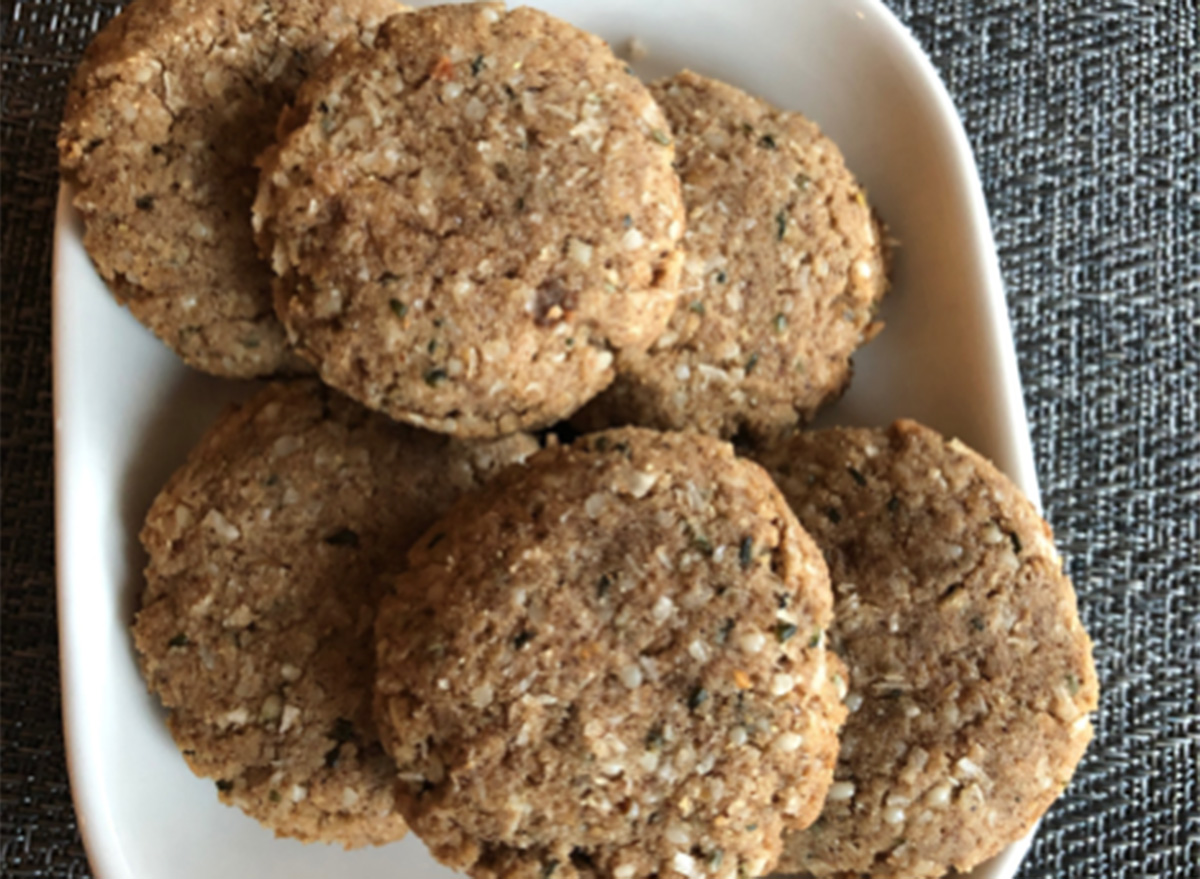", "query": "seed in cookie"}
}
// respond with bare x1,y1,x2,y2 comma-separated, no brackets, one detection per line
374,427,845,878
58,0,403,377
133,379,536,847
254,3,685,437
756,420,1098,878
577,70,888,441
